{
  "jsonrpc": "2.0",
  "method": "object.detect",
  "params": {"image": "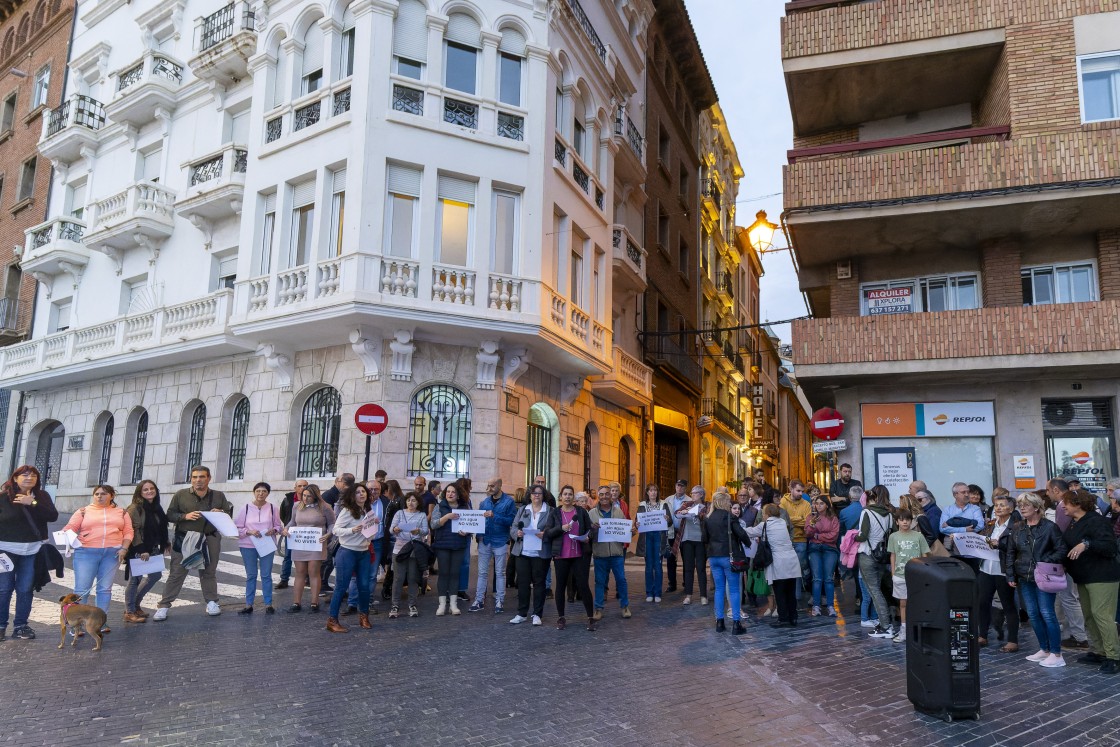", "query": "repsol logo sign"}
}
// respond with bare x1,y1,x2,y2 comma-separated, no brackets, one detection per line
933,414,988,425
